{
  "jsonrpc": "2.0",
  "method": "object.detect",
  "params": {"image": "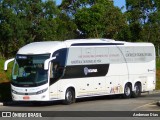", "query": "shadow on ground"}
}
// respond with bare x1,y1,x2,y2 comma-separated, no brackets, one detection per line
2,94,124,107
0,82,12,102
